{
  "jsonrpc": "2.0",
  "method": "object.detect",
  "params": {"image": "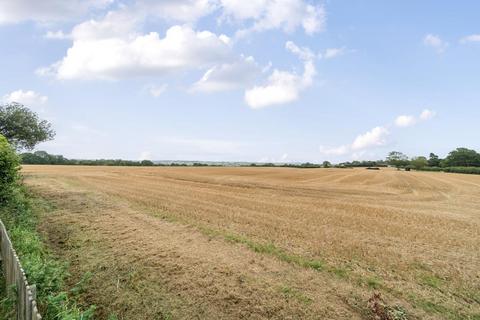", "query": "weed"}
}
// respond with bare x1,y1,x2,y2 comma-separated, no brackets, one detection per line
368,292,408,320
366,277,382,289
